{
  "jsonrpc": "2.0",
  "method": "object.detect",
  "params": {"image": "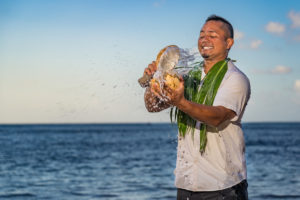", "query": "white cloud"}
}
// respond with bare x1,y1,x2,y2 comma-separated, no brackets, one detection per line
252,65,291,75
288,10,300,28
265,22,286,34
250,40,262,49
271,65,291,74
294,80,300,93
234,30,244,40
